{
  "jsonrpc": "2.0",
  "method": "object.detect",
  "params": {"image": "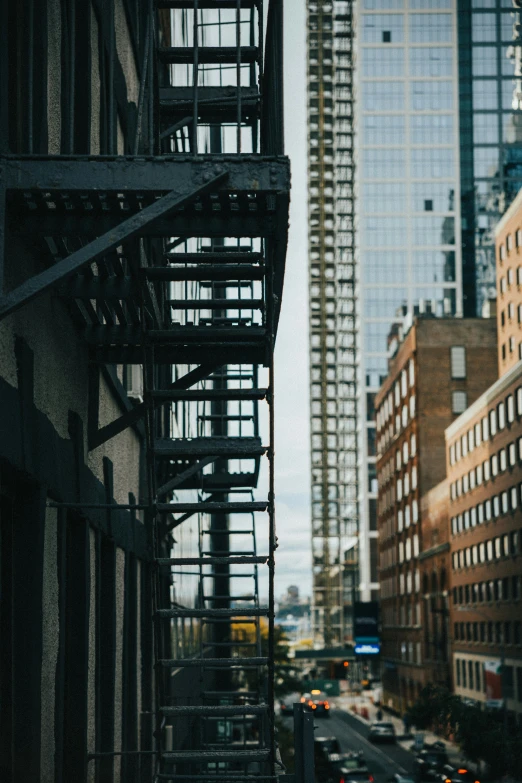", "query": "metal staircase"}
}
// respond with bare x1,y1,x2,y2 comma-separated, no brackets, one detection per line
0,0,287,780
